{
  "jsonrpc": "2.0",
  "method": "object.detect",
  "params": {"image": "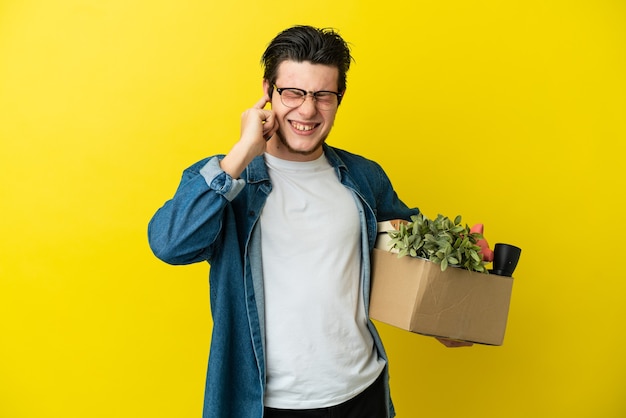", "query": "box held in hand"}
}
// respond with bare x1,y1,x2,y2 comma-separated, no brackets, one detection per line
369,248,514,345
